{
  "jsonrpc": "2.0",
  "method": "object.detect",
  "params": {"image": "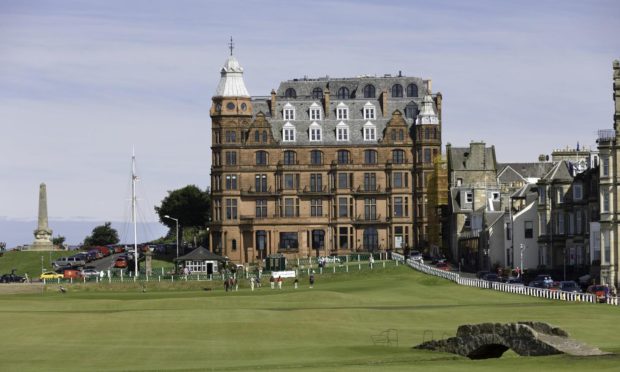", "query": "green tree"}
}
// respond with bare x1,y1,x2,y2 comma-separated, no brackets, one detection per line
83,222,120,246
52,235,66,247
154,185,210,243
